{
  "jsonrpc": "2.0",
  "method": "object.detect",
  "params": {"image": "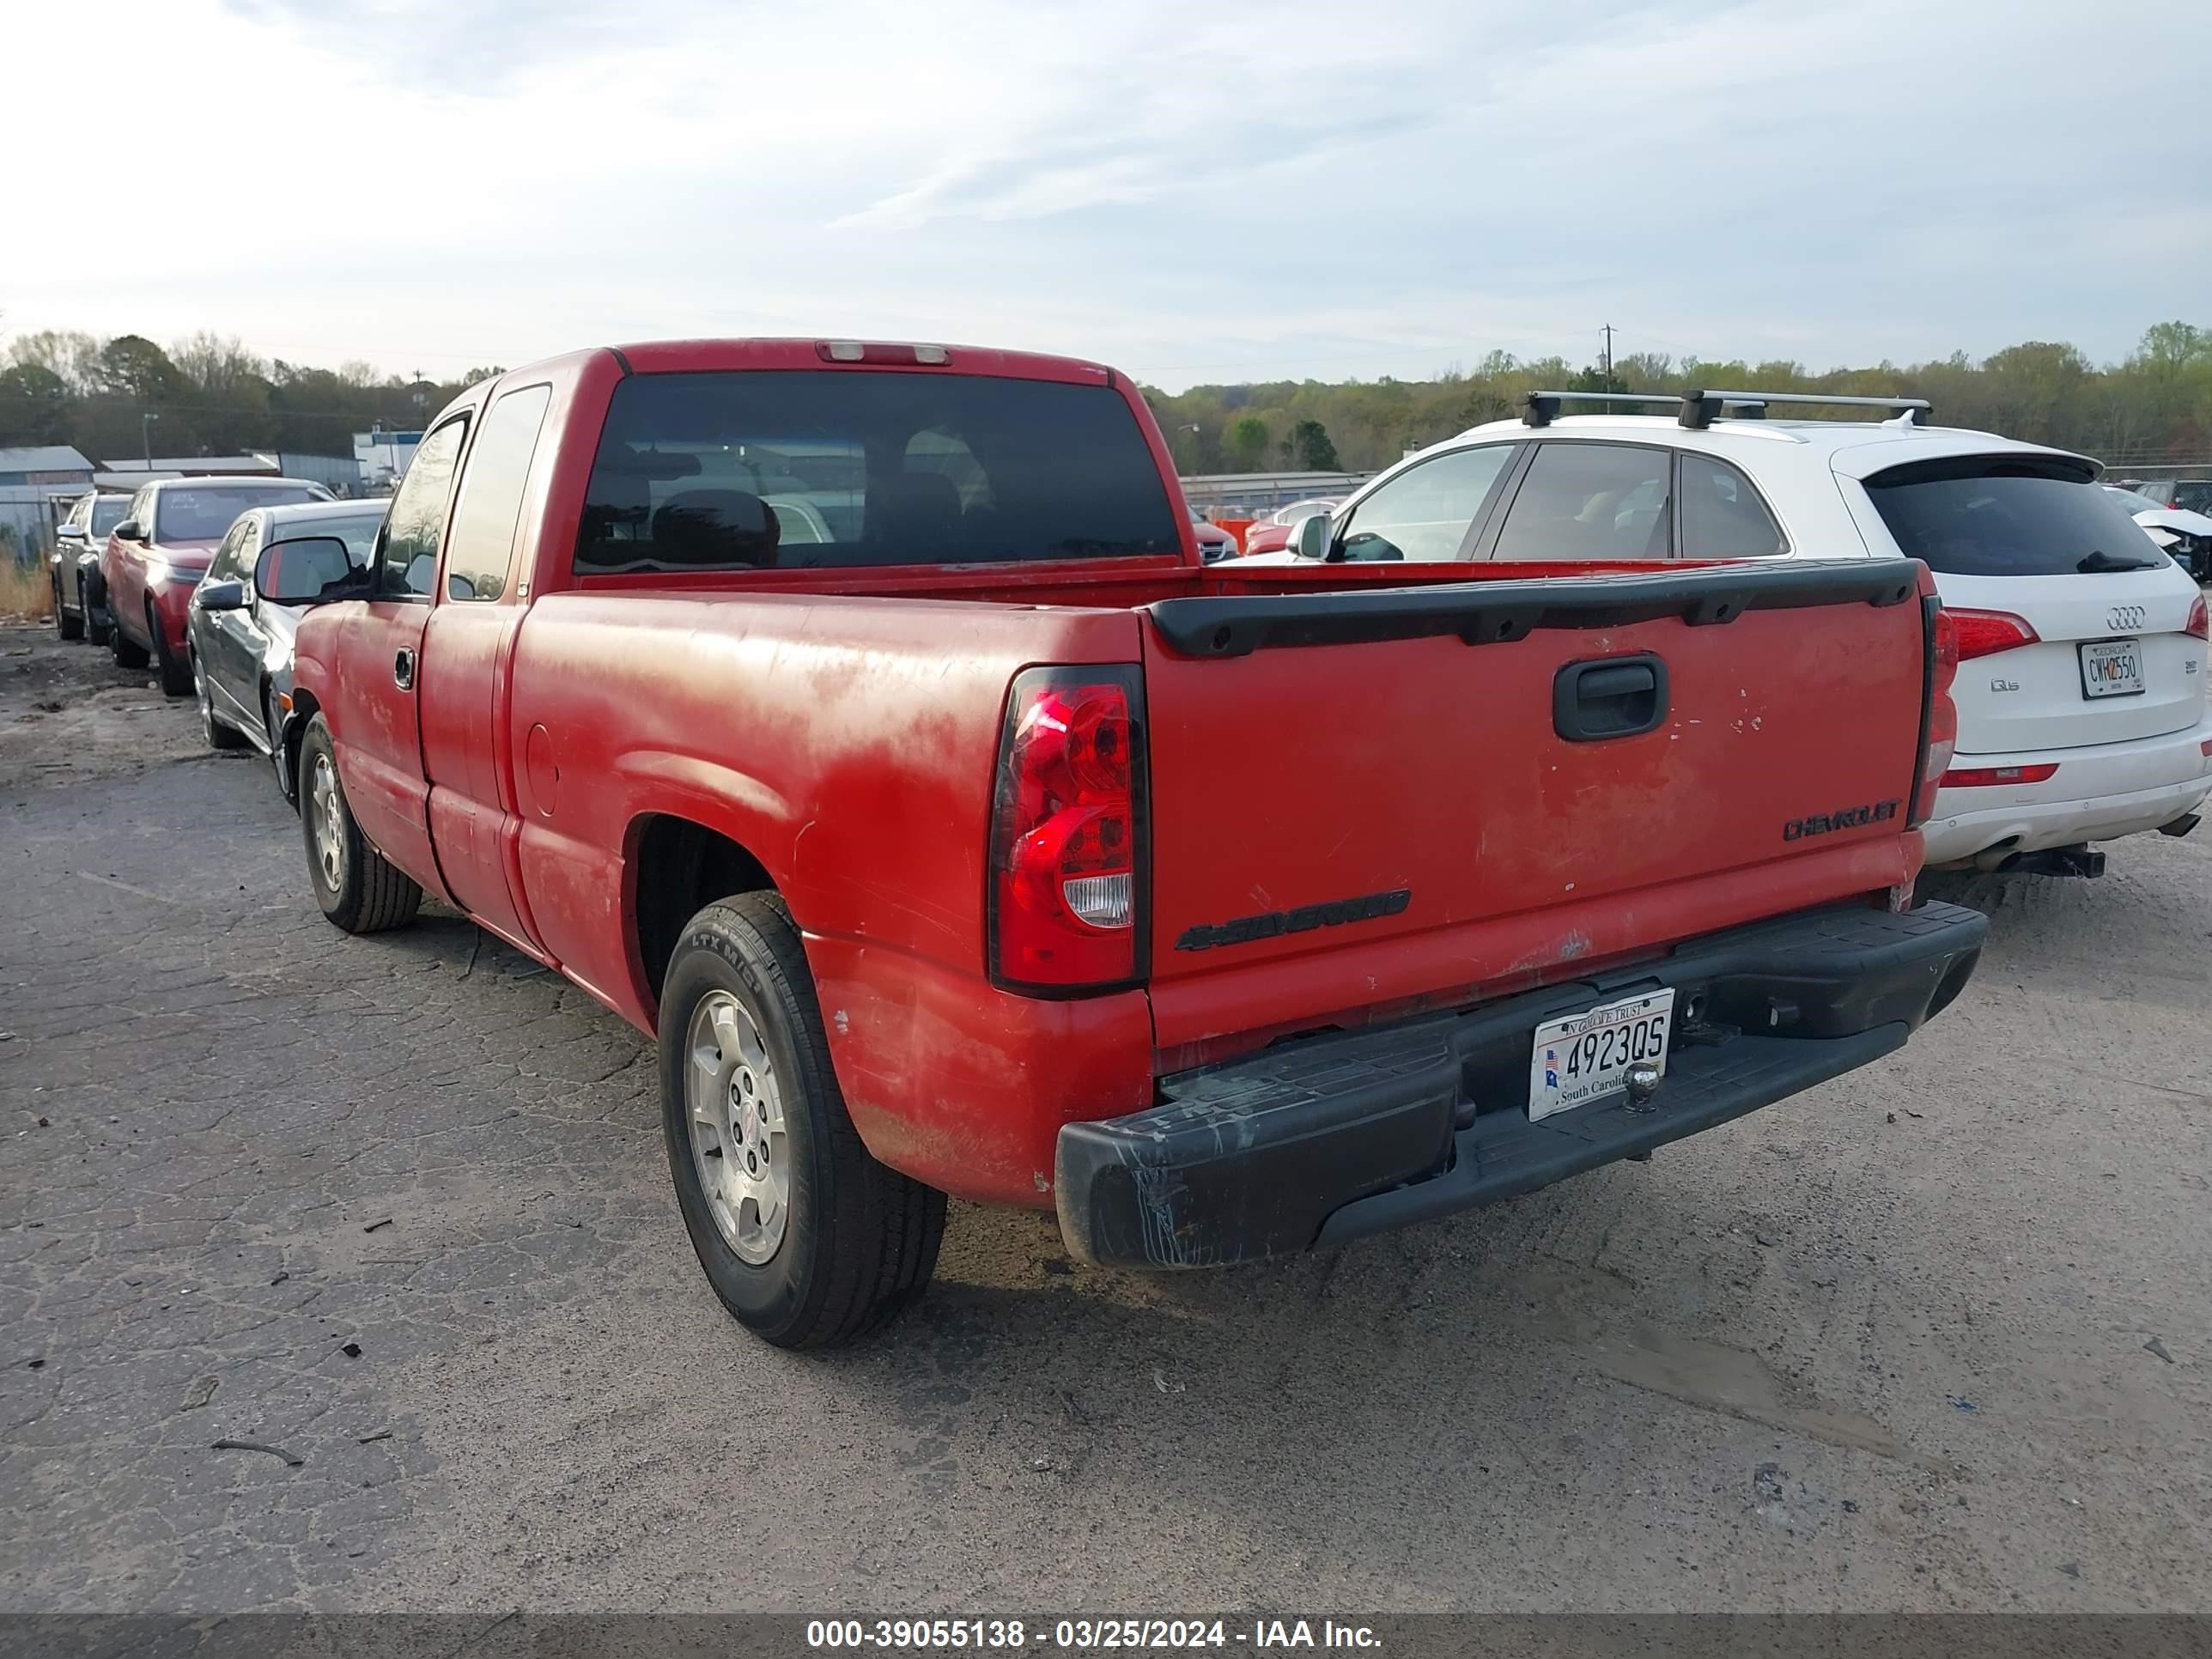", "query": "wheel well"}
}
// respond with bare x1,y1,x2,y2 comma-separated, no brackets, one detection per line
283,690,319,790
633,816,776,1003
